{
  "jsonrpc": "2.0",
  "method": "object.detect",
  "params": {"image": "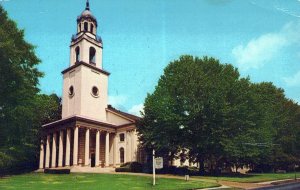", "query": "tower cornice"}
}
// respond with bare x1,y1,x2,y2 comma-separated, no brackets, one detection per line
71,33,102,48
61,61,110,76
